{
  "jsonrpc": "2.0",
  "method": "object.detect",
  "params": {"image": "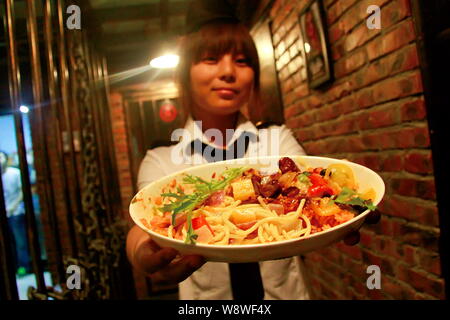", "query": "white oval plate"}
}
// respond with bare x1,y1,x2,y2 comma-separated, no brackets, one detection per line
129,156,385,263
